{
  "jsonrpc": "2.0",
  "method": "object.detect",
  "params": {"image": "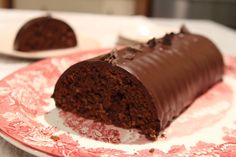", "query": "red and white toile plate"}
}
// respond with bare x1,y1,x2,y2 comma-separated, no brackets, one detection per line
0,49,236,157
